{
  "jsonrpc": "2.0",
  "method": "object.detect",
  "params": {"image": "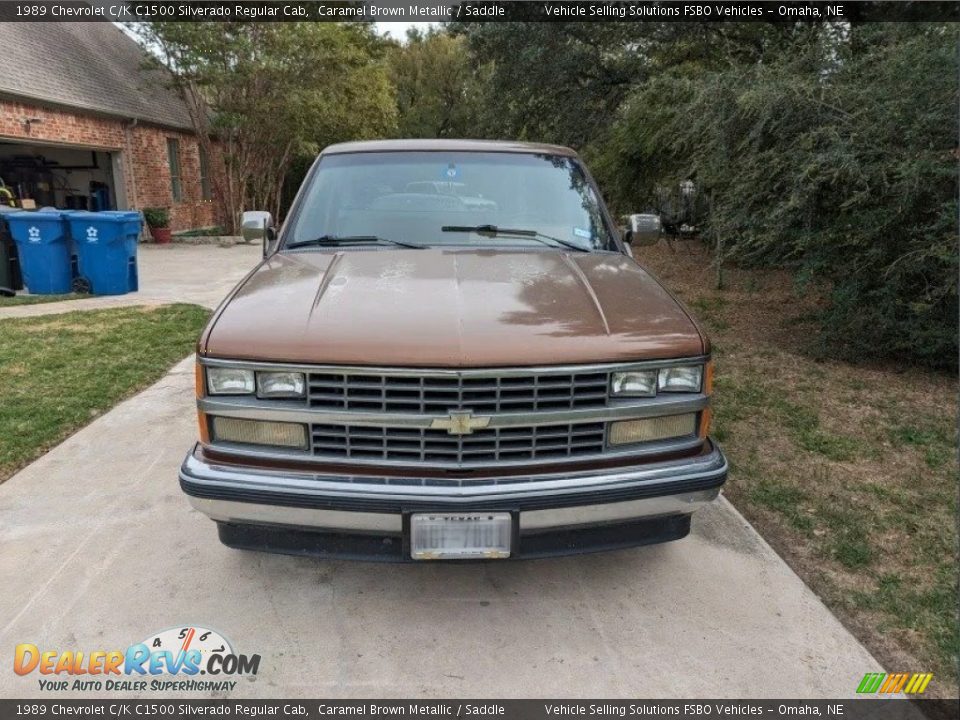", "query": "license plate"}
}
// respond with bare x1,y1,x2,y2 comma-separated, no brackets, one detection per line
410,512,512,560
